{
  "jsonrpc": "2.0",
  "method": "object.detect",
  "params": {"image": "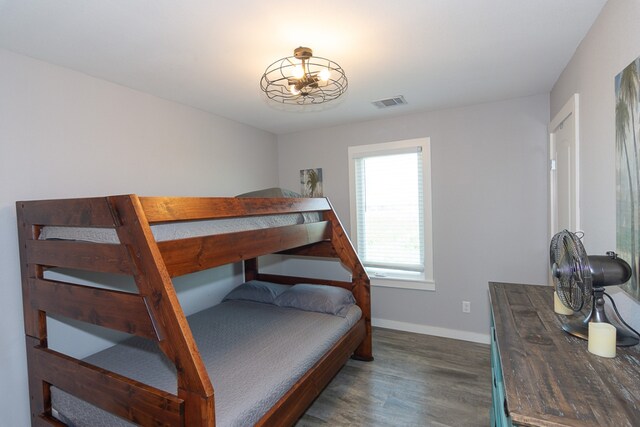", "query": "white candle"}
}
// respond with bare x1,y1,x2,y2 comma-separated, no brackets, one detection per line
588,322,617,358
554,291,574,315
